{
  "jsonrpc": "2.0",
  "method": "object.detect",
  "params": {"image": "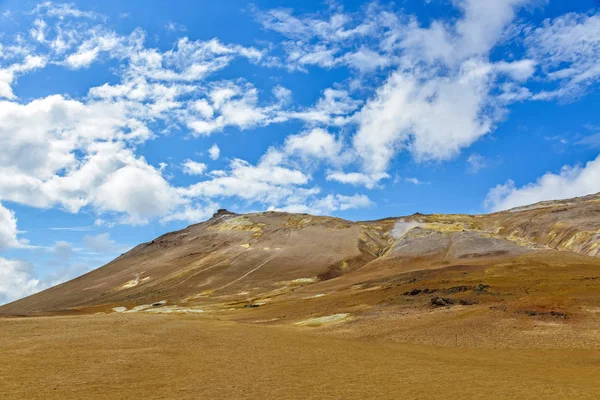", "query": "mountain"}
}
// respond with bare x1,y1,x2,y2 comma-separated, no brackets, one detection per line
2,193,600,347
